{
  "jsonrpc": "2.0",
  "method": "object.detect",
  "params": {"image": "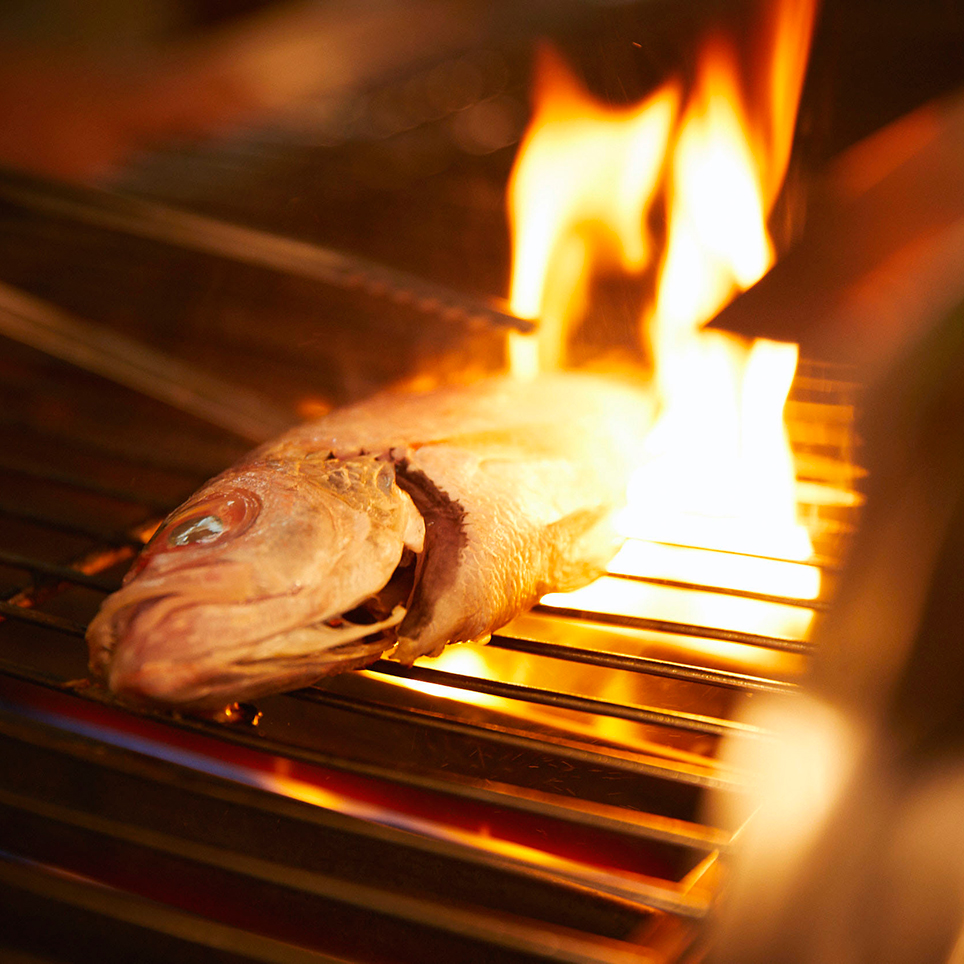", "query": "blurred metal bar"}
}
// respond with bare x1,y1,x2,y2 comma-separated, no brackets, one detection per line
0,454,180,513
0,171,533,335
0,499,142,547
295,686,734,792
489,634,796,695
0,601,87,638
365,659,764,738
0,280,293,443
534,606,814,654
606,573,828,611
0,551,119,593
